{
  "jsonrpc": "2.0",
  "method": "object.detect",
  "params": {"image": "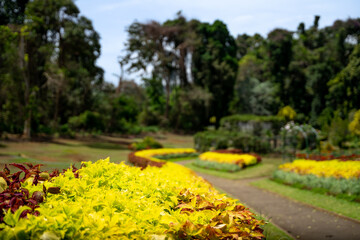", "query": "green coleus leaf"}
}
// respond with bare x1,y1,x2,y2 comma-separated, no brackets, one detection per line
3,206,31,227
